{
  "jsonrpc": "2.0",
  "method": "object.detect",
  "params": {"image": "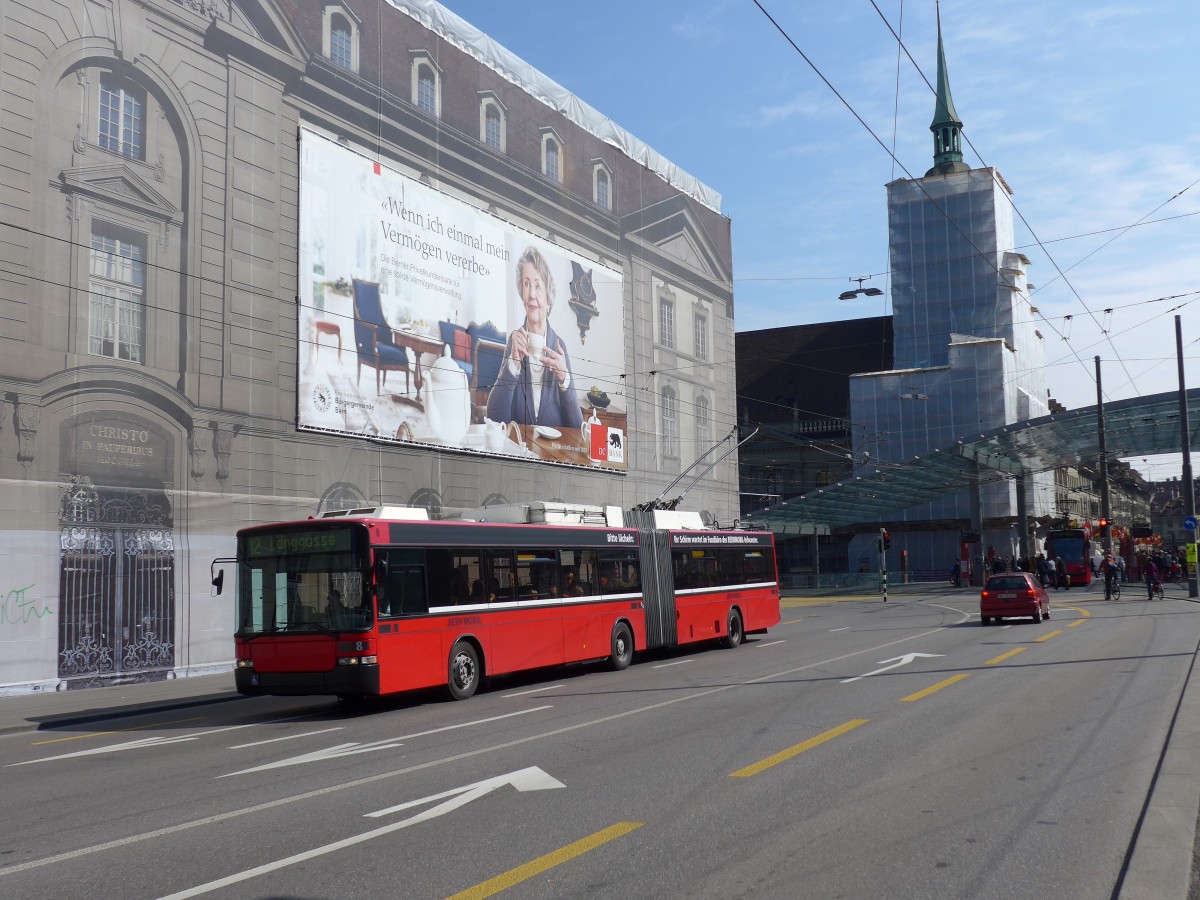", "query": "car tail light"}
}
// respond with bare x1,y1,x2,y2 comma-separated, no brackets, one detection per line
981,591,990,600
1026,590,1037,599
